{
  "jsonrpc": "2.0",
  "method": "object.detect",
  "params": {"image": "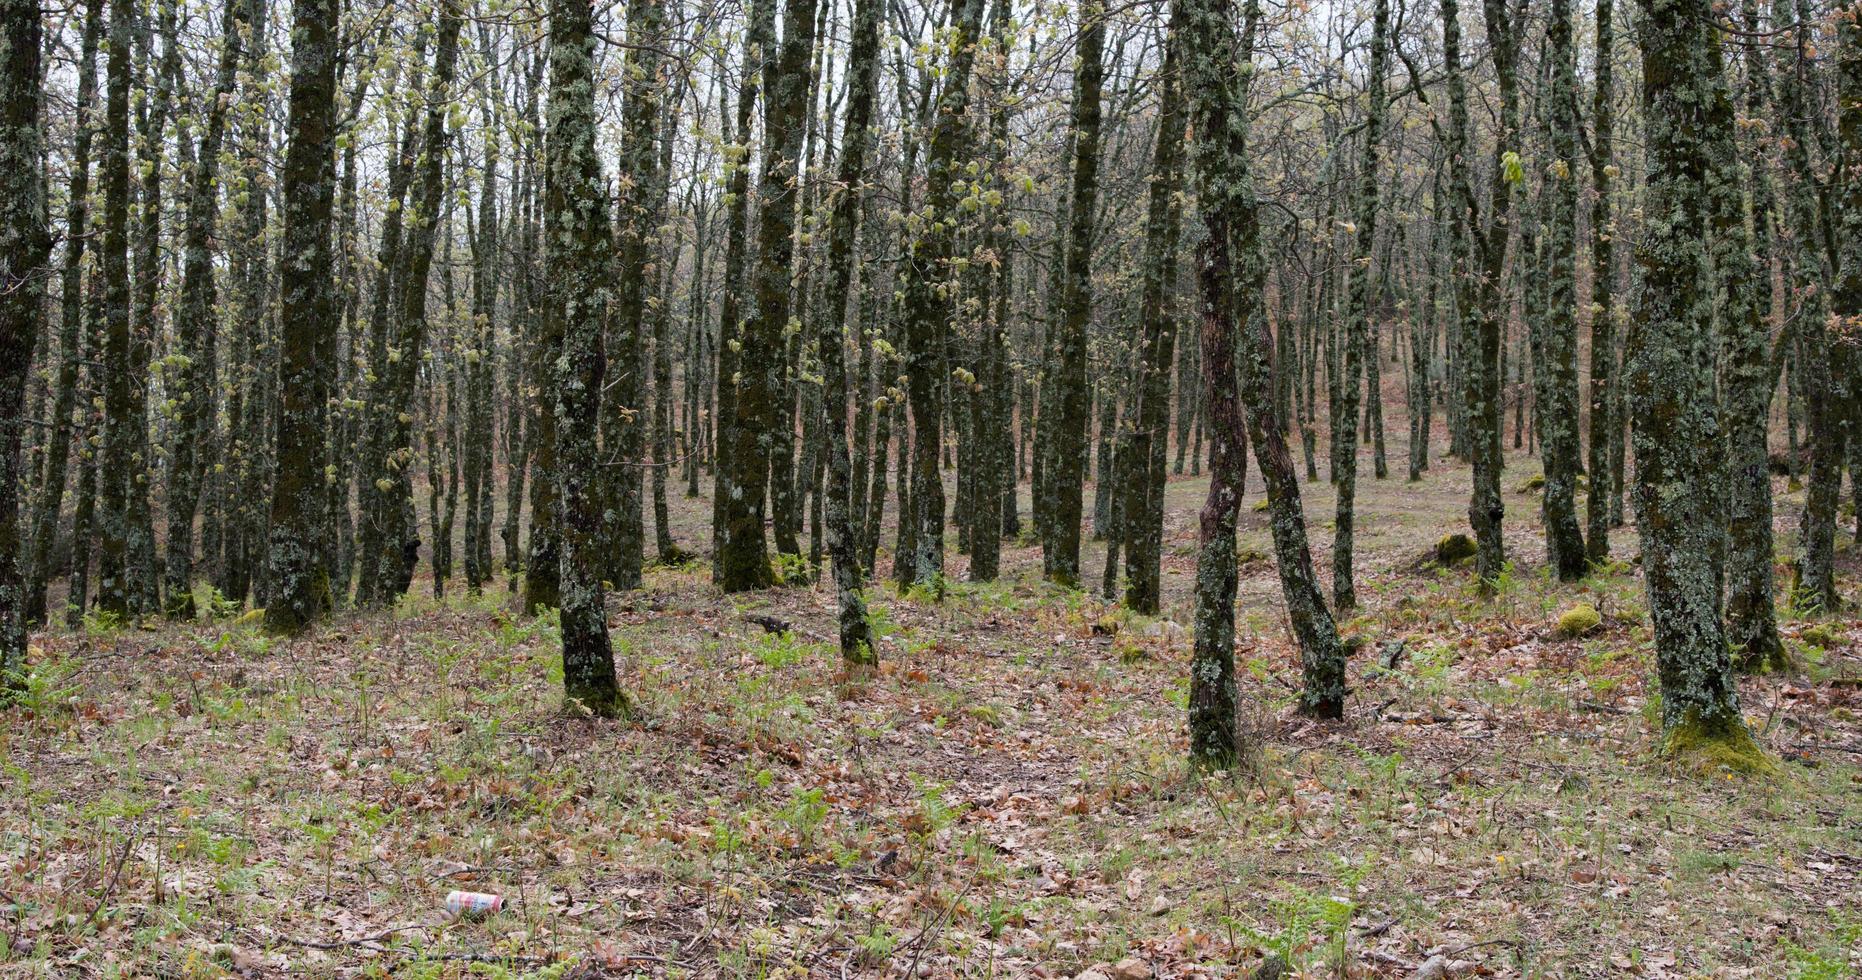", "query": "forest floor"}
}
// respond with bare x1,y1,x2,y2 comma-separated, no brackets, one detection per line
4,445,1862,979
